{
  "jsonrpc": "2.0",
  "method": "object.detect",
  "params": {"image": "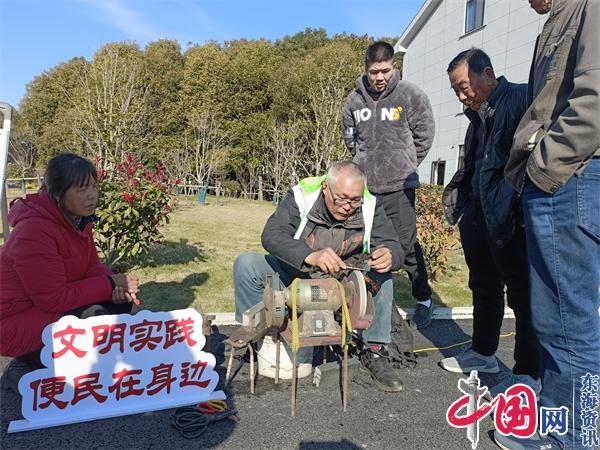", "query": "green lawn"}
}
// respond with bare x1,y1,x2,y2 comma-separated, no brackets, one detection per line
129,195,472,313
